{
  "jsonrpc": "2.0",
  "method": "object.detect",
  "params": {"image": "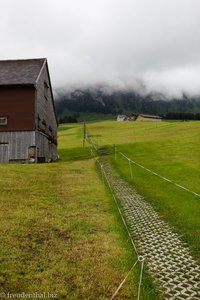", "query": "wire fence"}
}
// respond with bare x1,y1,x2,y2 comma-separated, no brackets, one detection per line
84,122,200,198
114,147,200,198
96,157,145,300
